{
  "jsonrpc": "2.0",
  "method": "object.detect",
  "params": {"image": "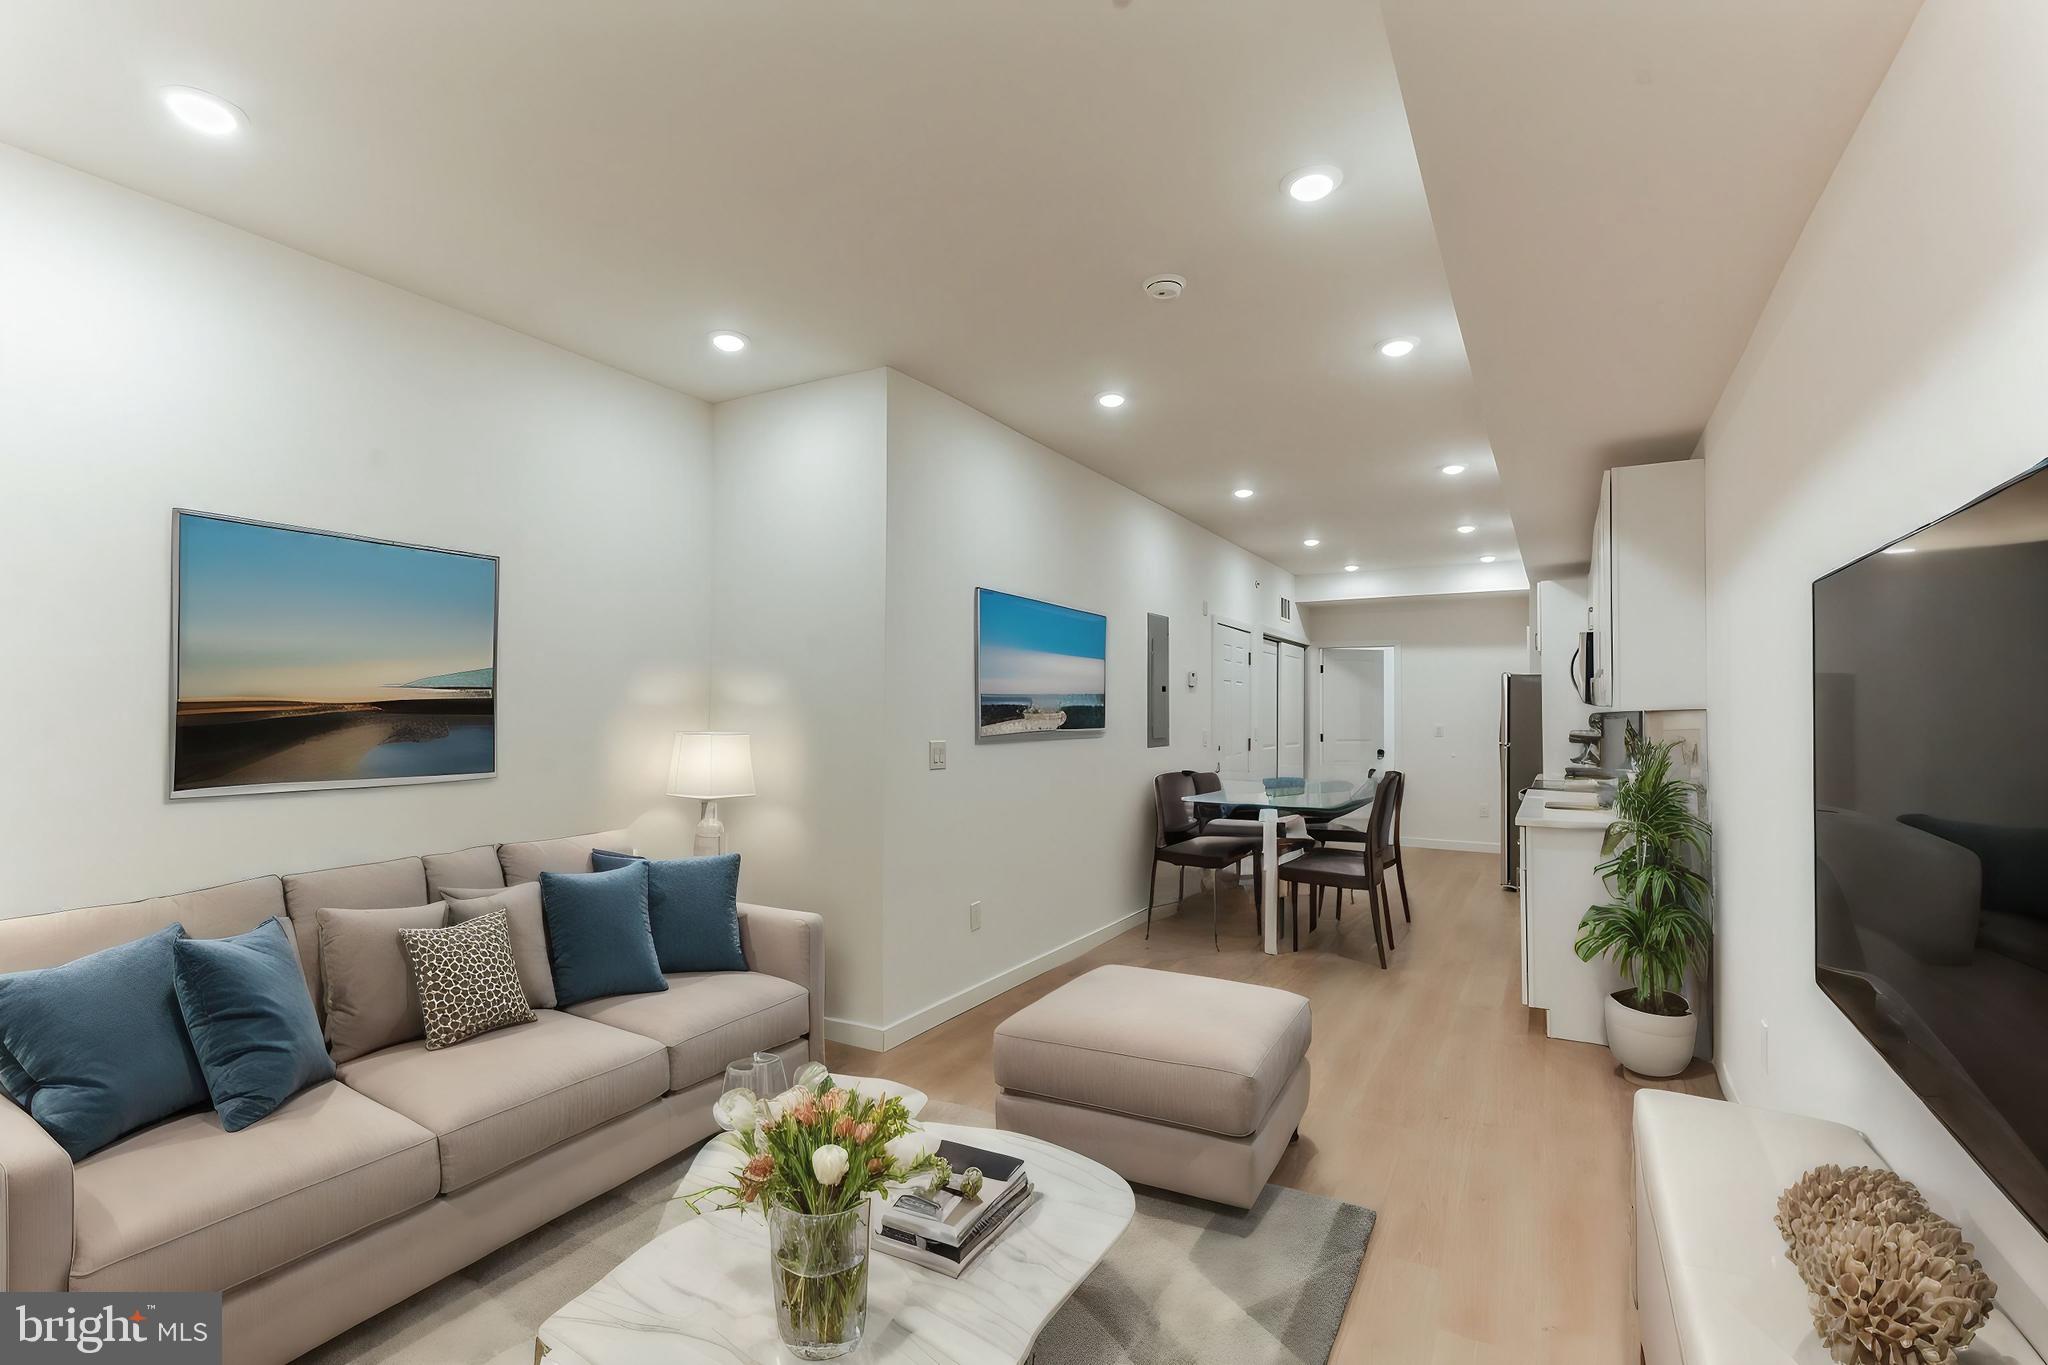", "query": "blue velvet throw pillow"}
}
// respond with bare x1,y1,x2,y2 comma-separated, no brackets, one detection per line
540,863,668,1006
0,924,210,1160
592,850,746,973
173,917,336,1132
